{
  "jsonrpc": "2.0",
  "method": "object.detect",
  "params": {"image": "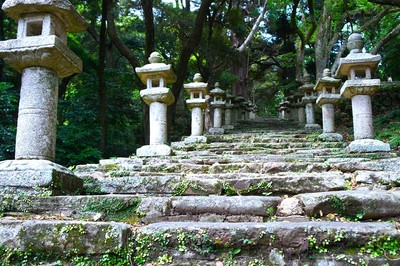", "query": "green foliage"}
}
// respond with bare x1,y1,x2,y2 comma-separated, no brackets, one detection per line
0,82,17,161
375,107,400,150
359,236,400,259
